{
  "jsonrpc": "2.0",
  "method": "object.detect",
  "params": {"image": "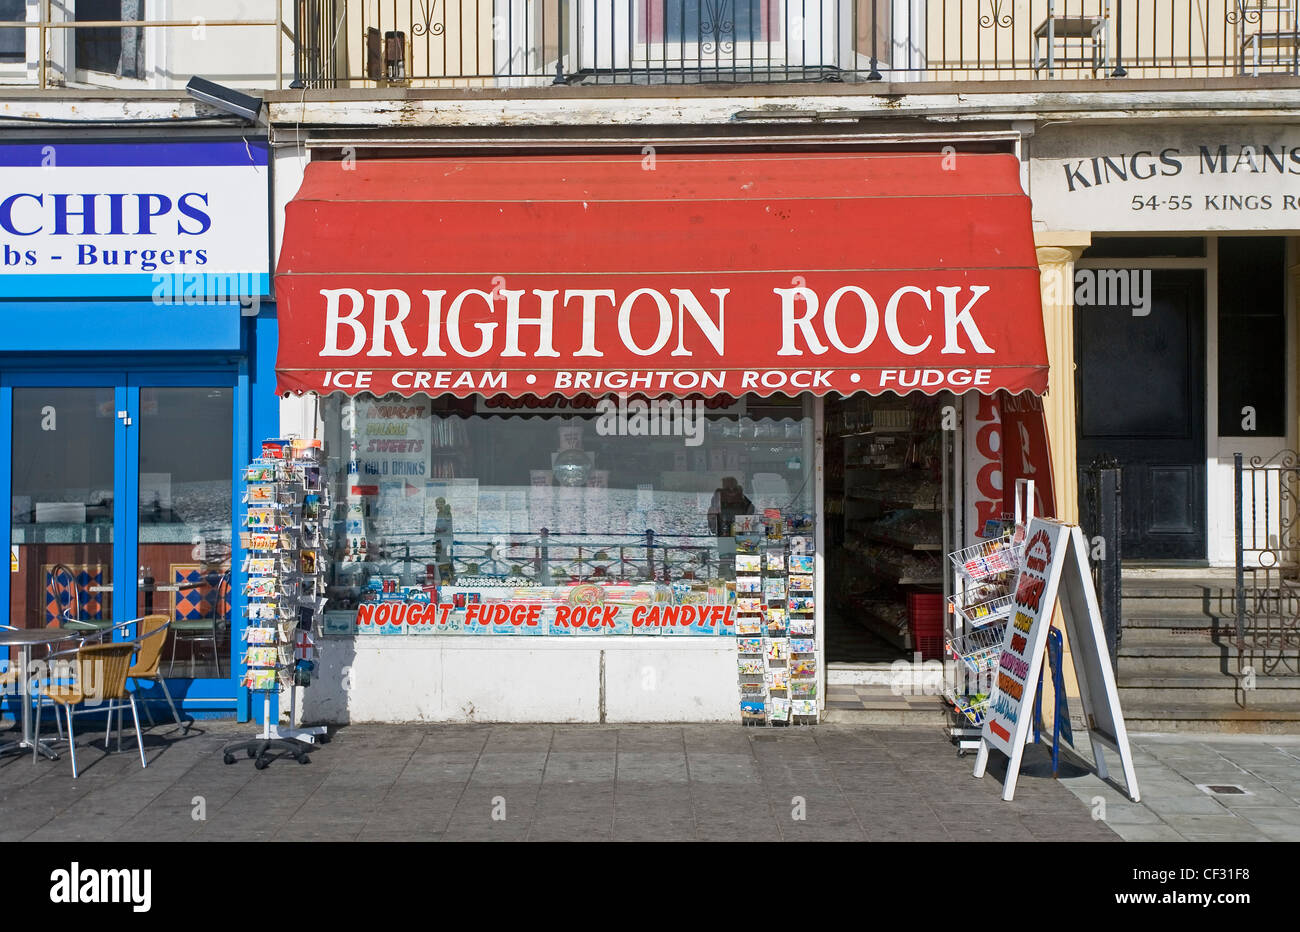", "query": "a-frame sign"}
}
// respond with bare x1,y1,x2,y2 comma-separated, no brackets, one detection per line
974,518,1140,802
